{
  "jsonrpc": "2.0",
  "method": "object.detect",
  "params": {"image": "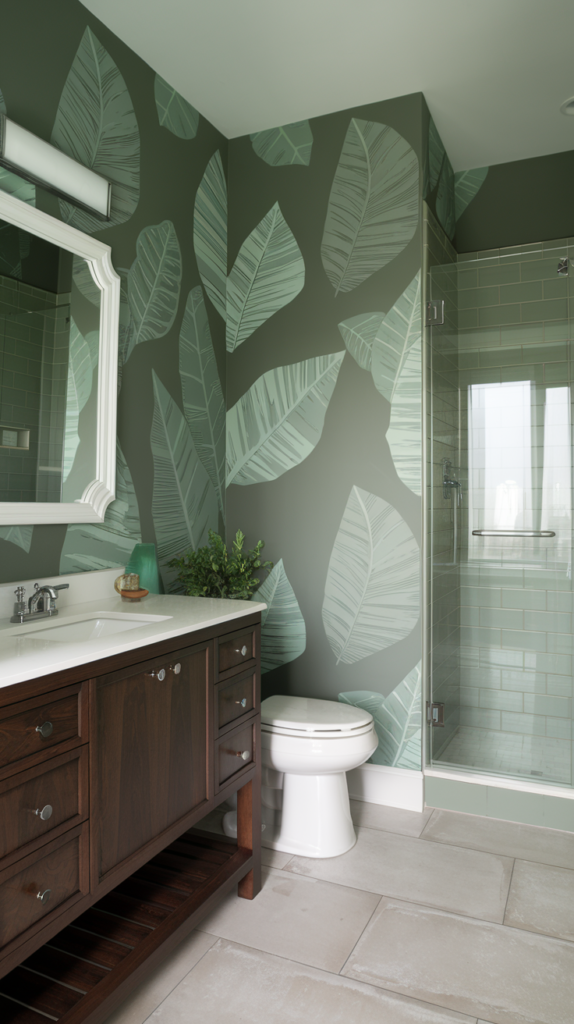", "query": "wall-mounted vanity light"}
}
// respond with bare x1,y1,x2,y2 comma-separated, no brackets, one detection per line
0,114,111,218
